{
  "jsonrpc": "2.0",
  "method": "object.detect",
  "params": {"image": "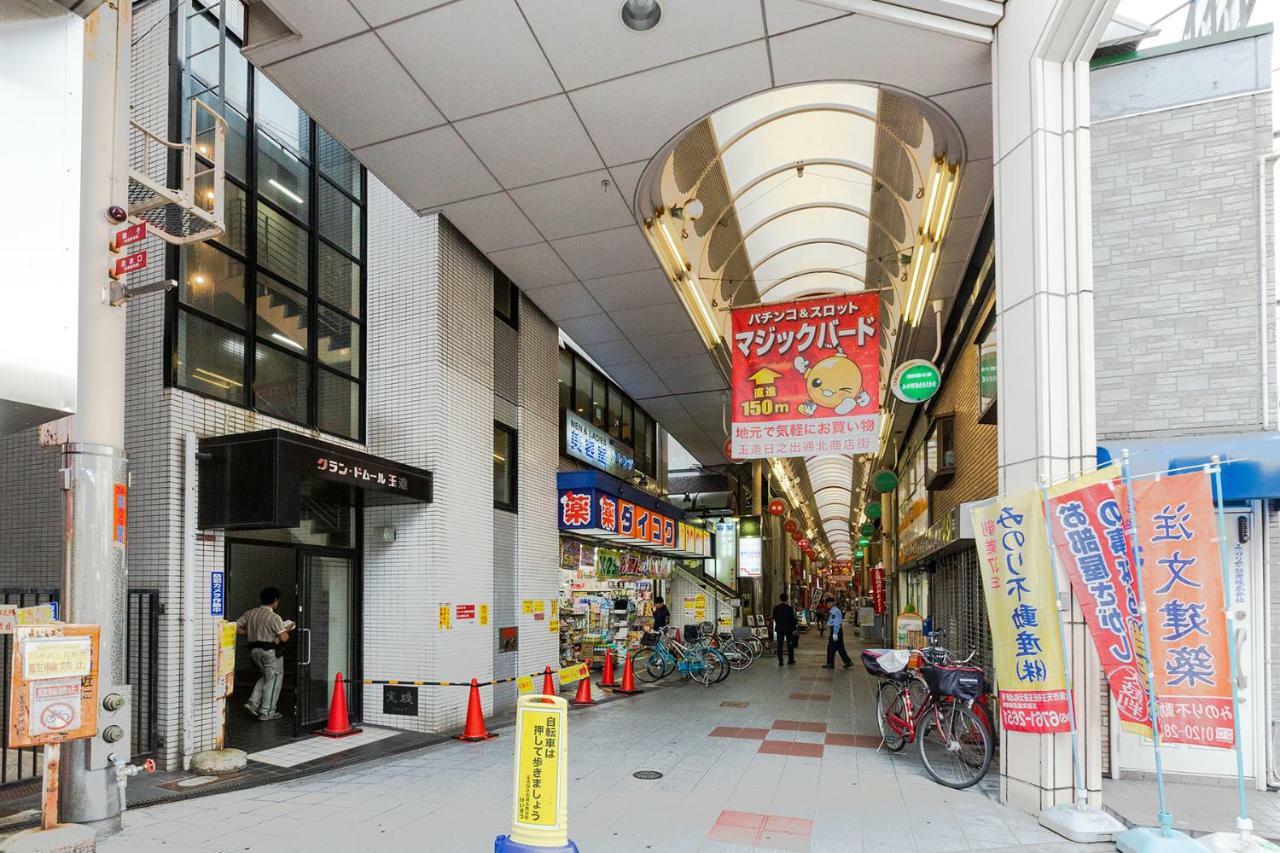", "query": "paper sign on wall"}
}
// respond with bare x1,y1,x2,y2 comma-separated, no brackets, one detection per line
438,604,452,631
516,675,534,694
522,600,533,615
456,604,476,621
480,604,489,626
